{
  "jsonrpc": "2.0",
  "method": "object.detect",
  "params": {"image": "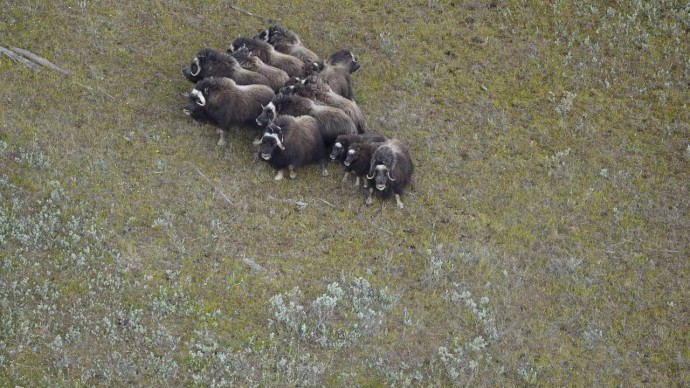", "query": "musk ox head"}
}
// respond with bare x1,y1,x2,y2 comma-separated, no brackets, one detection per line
183,88,216,124
367,163,395,191
256,101,277,127
259,122,285,160
182,49,219,83
330,141,346,160
327,50,360,73
343,146,363,167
